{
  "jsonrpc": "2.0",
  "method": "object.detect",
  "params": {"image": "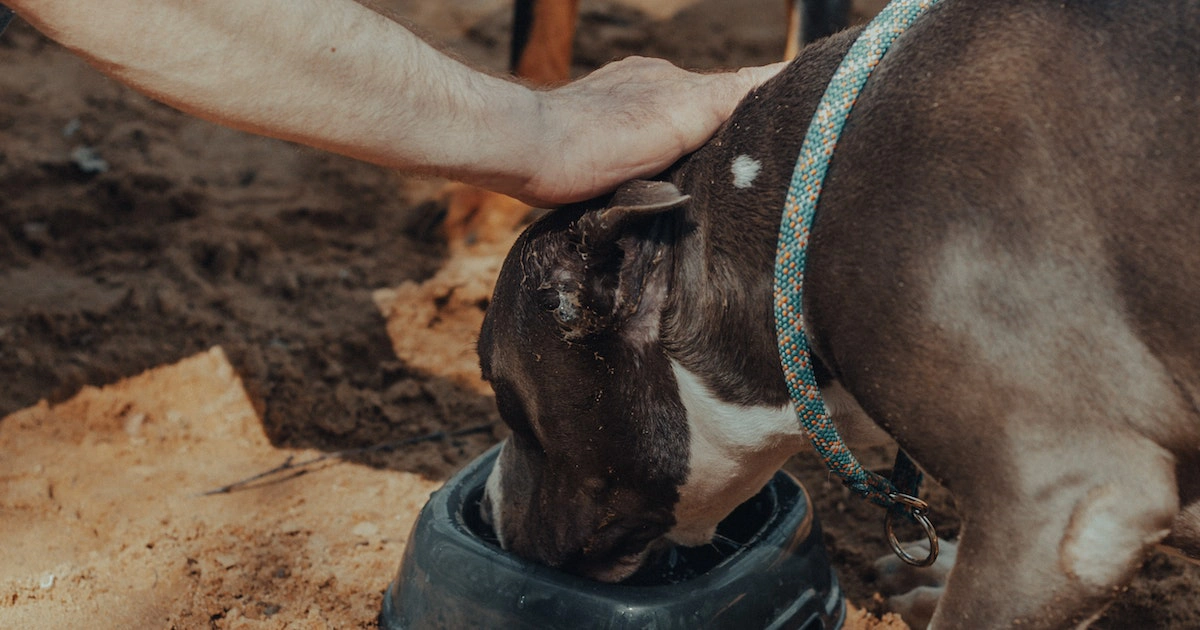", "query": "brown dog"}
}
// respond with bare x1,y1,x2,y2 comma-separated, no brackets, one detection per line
478,1,1200,627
